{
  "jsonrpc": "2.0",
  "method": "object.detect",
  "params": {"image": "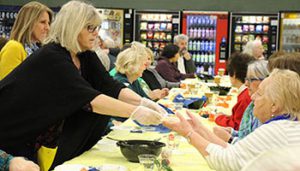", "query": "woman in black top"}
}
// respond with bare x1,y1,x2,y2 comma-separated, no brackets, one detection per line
0,1,165,168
